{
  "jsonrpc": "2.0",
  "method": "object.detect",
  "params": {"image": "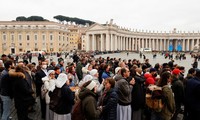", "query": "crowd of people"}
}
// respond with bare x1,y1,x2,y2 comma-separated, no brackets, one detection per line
0,51,199,120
